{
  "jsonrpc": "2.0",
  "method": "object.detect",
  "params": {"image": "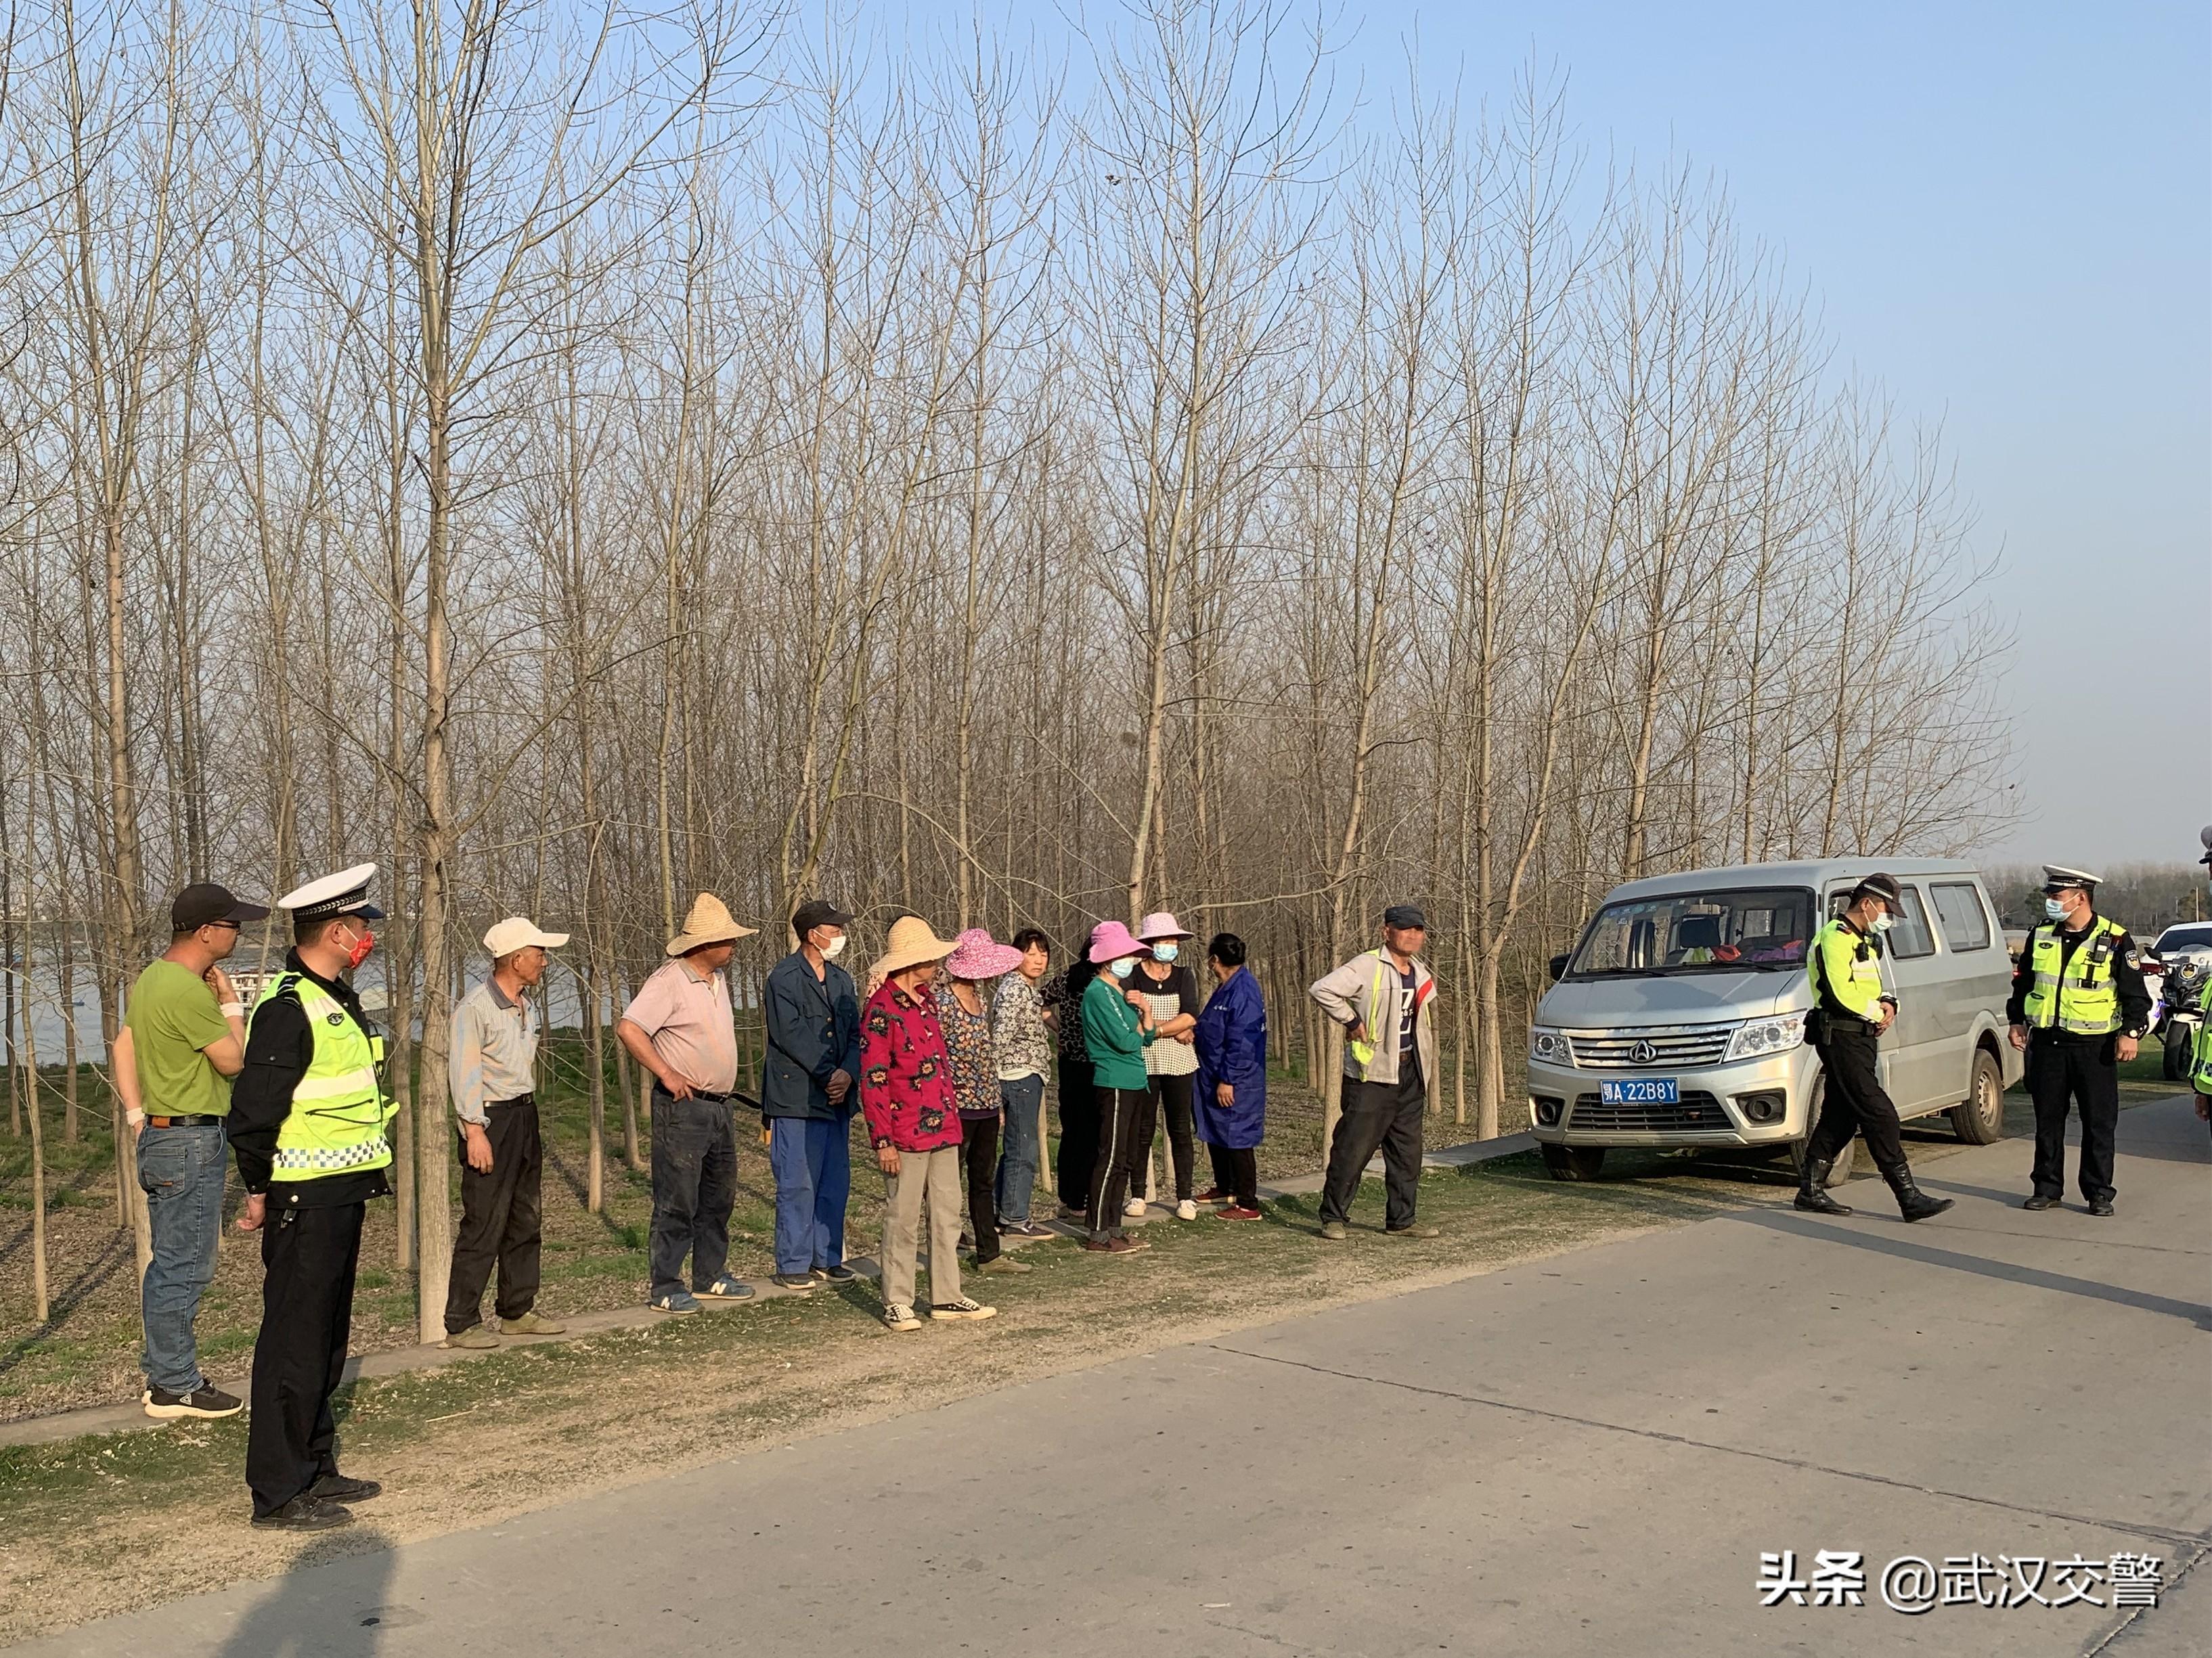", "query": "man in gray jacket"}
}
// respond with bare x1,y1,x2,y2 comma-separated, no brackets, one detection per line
761,899,863,1290
1310,904,1440,1240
